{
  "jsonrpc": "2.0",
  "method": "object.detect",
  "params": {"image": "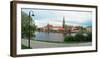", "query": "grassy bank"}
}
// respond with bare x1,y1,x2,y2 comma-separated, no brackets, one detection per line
21,44,32,49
